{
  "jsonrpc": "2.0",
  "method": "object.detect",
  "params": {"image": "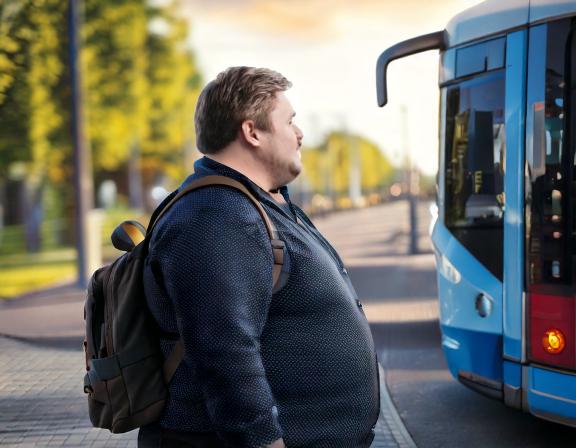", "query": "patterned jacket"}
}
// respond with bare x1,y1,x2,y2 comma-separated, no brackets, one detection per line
144,156,379,447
